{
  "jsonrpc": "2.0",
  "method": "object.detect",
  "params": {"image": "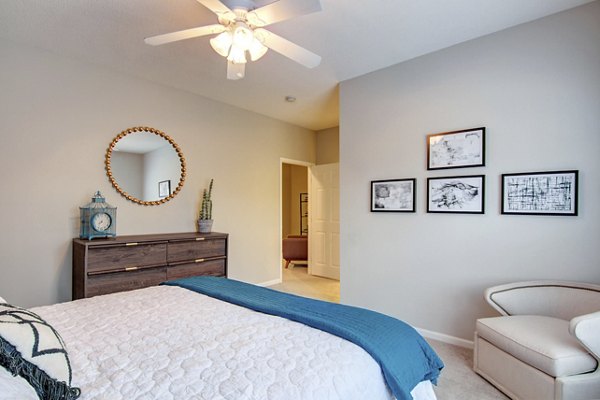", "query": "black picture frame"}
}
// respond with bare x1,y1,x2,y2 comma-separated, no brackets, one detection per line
427,127,486,170
158,180,171,198
427,175,485,214
371,178,416,212
501,170,578,216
